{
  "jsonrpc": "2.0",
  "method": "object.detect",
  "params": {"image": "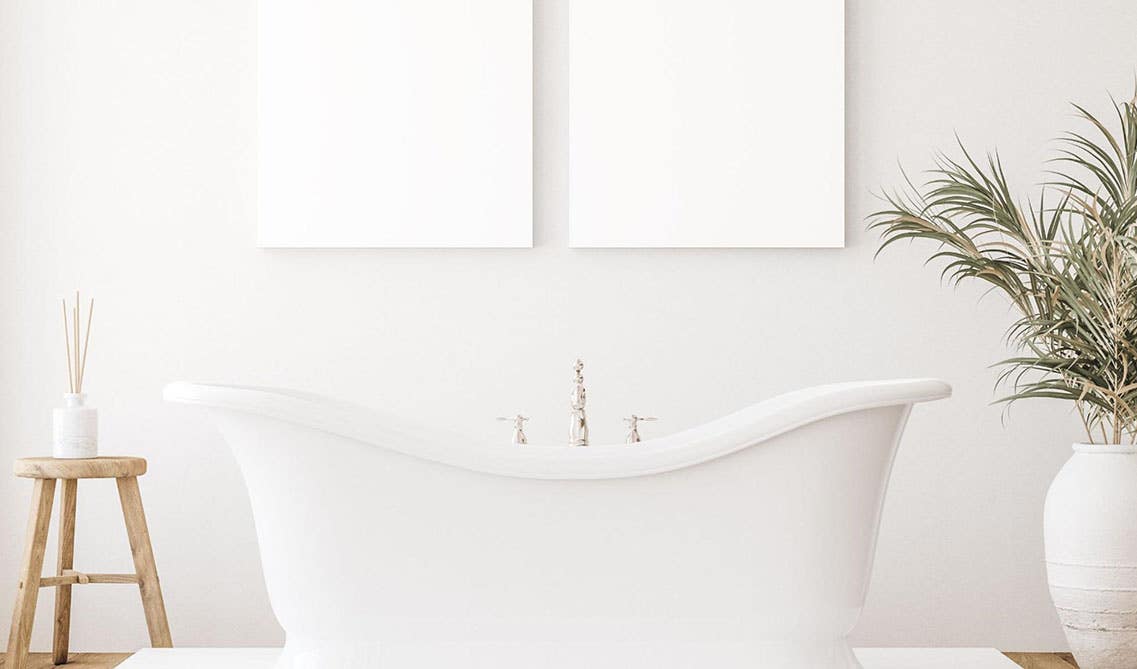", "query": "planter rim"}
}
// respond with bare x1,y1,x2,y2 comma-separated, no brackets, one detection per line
1073,442,1137,454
